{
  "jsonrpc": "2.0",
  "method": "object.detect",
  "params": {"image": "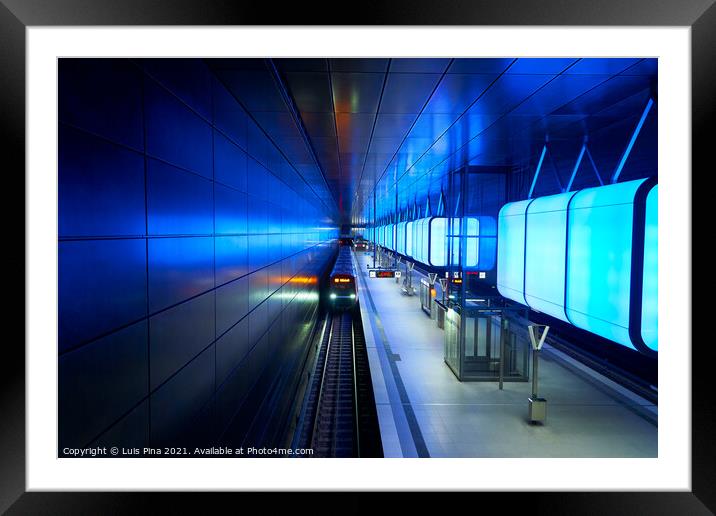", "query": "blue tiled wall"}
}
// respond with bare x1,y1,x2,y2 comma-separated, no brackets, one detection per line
58,58,337,451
